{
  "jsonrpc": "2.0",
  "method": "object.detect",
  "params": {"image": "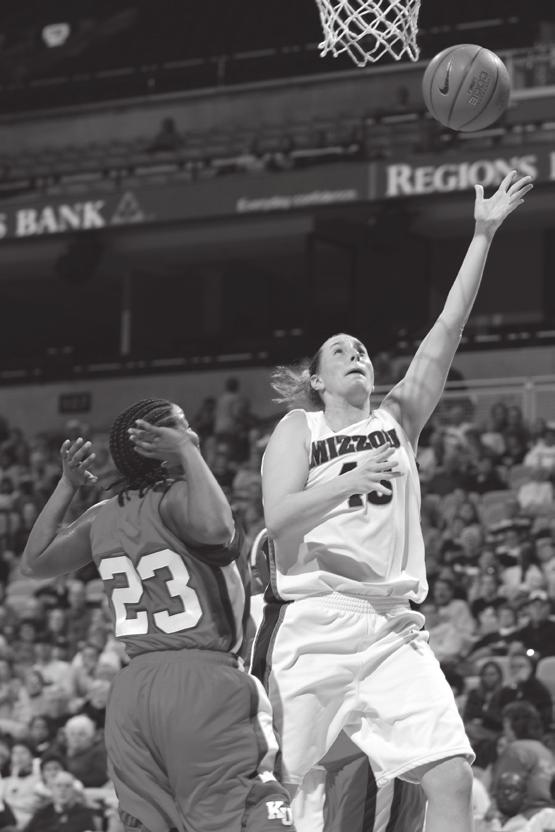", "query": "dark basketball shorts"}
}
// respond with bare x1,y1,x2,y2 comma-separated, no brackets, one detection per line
105,648,295,832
